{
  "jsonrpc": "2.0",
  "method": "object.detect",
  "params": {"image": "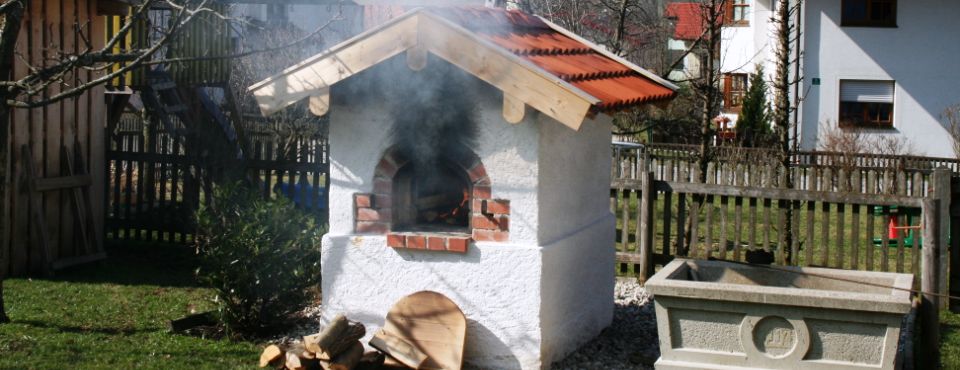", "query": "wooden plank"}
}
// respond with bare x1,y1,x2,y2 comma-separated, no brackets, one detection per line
836,203,845,269
638,172,654,283
124,133,134,239
60,0,78,262
896,213,906,273
27,0,44,273
381,291,466,370
22,146,53,276
733,197,743,261
866,204,876,271
88,6,106,245
919,198,940,368
676,193,686,257
748,198,757,254
251,15,419,115
777,200,787,265
619,189,629,273
624,180,925,207
662,190,673,260
33,175,92,192
46,0,64,262
719,196,728,261
852,204,860,270
704,195,714,259
934,169,952,306
790,200,800,266
762,198,771,252
820,202,829,267
689,196,699,259
881,206,890,272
